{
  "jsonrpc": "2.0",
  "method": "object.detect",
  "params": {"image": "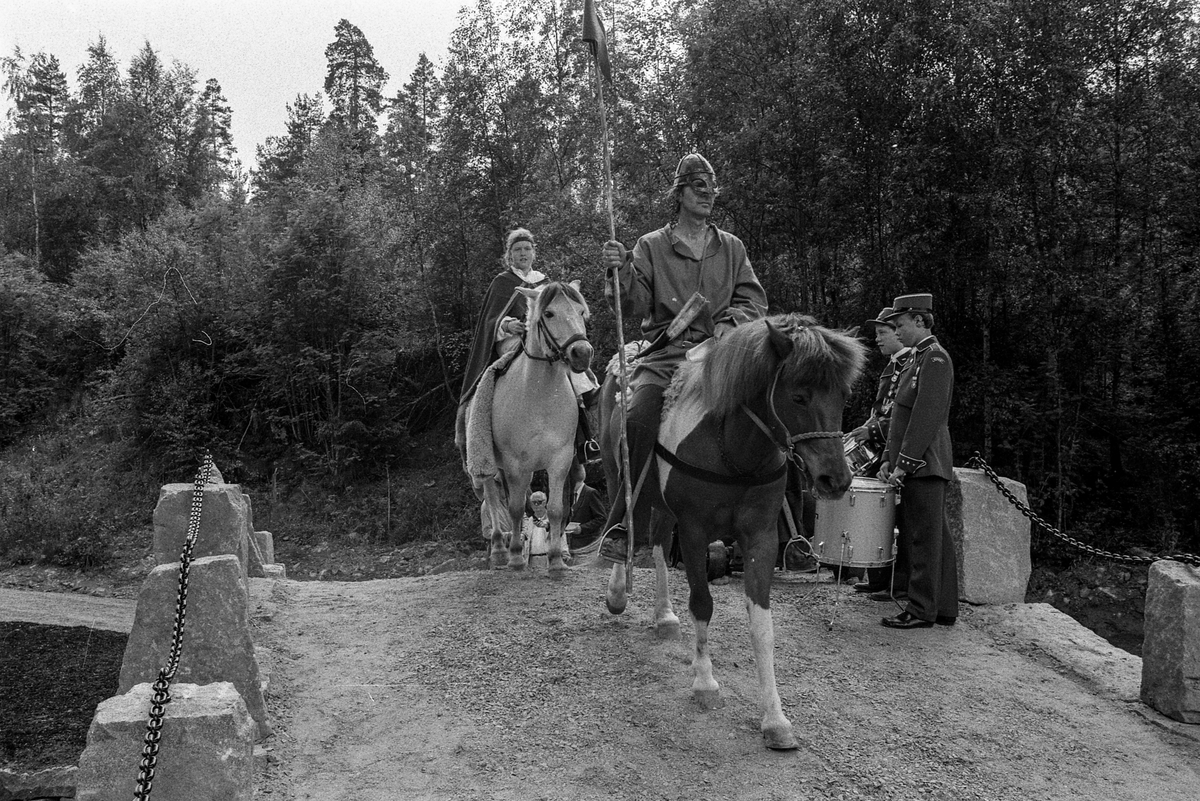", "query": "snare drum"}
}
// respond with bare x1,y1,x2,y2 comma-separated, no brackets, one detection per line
843,438,880,476
813,477,896,567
